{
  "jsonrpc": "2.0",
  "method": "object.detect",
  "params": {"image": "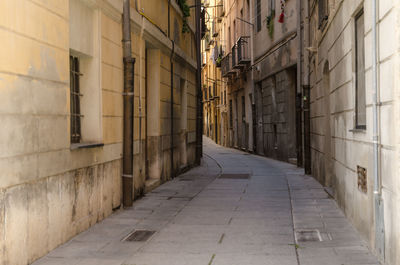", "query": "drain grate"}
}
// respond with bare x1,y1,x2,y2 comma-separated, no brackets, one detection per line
179,178,194,181
295,230,322,242
124,230,156,242
219,174,250,179
167,196,193,201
